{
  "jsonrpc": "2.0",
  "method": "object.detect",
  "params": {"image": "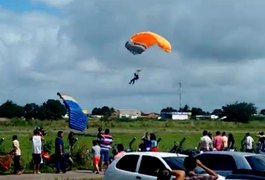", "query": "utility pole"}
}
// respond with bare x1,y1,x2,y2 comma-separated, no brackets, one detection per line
179,82,182,112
